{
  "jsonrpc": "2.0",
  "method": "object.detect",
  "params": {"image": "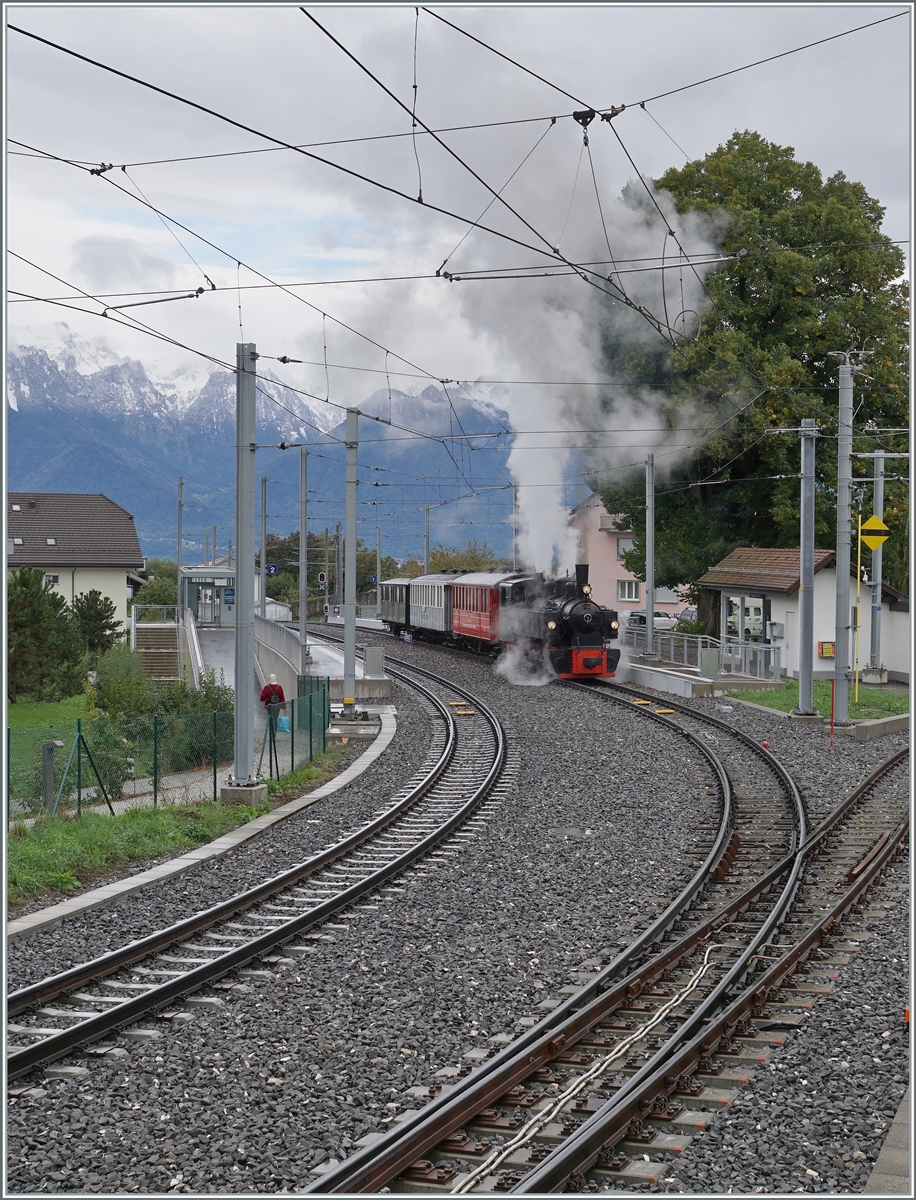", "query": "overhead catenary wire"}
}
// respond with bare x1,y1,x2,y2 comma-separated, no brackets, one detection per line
410,5,423,203
8,237,906,306
626,9,909,107
6,25,609,277
437,118,557,276
296,10,666,325
10,10,905,177
8,27,902,496
9,138,525,446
